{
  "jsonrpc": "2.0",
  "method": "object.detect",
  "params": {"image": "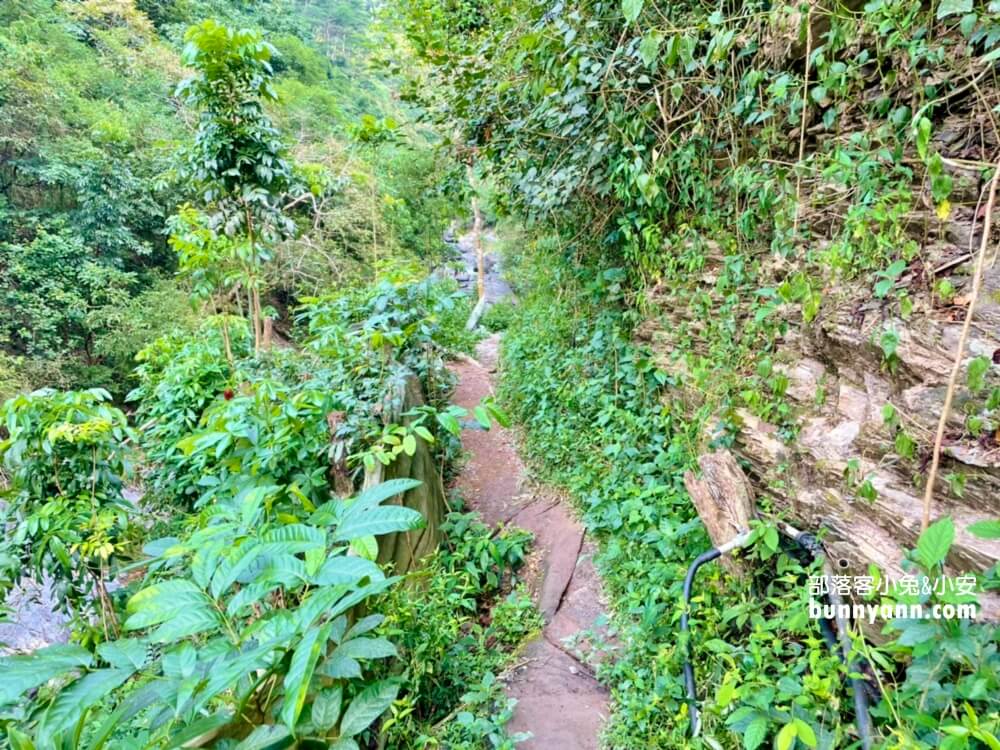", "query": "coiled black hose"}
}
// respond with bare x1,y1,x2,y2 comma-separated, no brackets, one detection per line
680,527,873,748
